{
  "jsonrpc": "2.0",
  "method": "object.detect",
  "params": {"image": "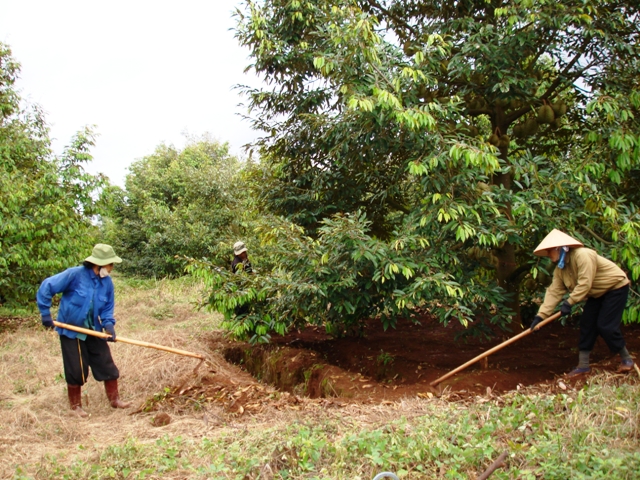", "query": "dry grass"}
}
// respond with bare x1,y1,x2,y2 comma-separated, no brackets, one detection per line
0,276,226,478
0,274,493,479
